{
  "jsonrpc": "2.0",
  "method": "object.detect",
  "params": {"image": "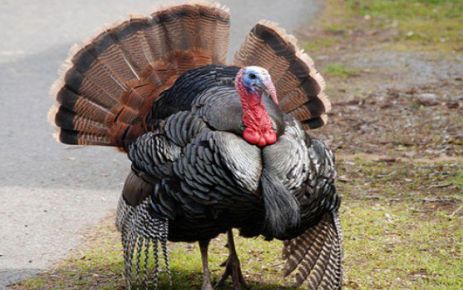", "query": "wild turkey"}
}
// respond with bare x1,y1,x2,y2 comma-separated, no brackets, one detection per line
49,2,342,289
